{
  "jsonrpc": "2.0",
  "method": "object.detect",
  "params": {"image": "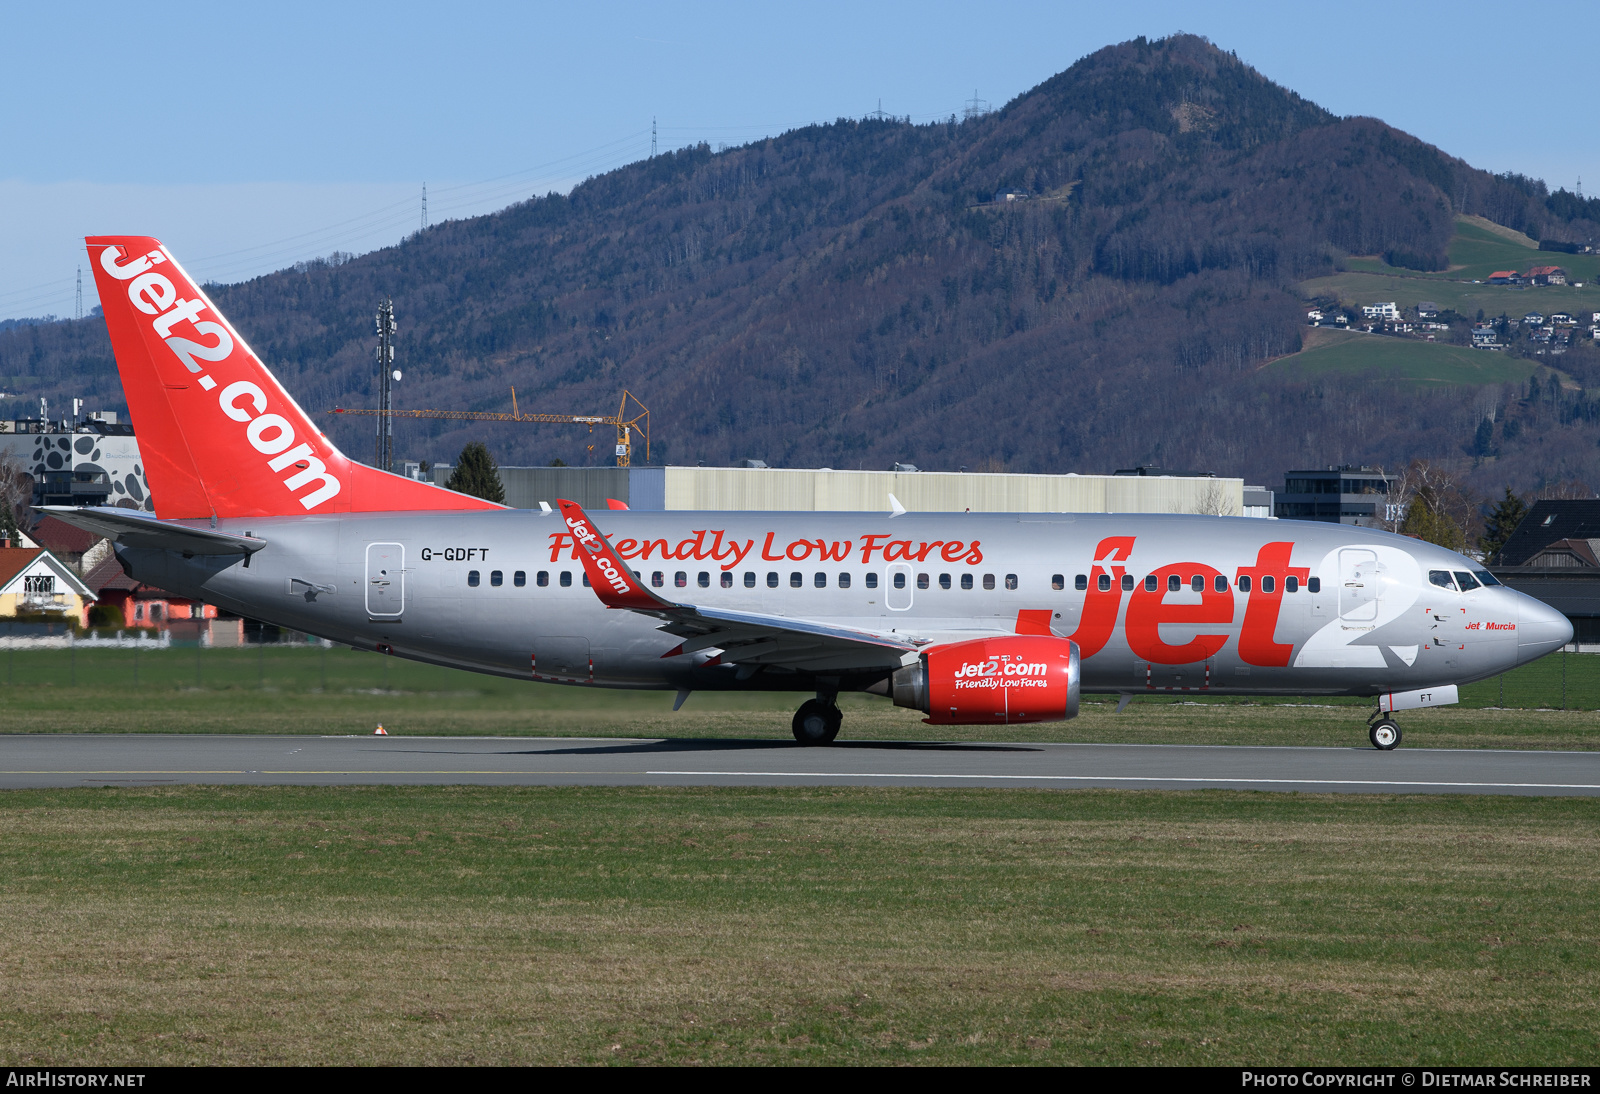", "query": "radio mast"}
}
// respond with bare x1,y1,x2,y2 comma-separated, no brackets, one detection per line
375,299,397,471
